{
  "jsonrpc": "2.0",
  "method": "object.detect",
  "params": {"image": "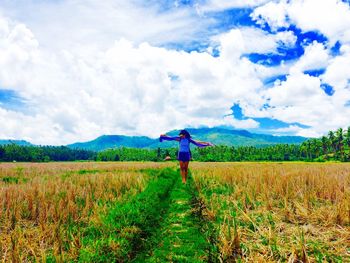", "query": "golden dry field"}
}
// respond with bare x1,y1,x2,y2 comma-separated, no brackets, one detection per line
0,162,173,262
191,162,350,262
0,161,349,262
